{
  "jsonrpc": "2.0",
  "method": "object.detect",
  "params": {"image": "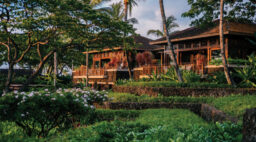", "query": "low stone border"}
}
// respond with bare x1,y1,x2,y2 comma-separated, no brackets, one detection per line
95,102,238,123
113,86,256,97
201,104,237,123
